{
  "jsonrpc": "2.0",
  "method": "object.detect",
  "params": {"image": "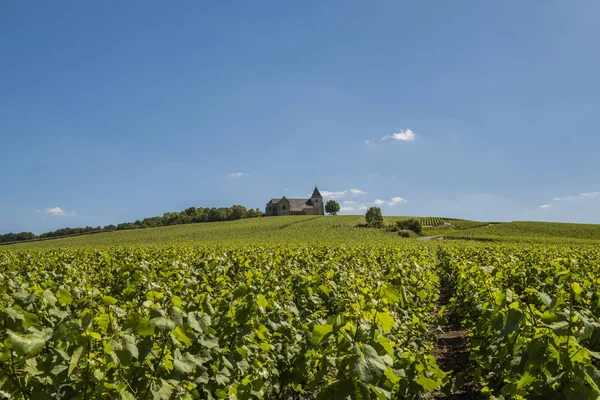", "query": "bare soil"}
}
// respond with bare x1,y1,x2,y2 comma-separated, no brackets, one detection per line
432,278,483,399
